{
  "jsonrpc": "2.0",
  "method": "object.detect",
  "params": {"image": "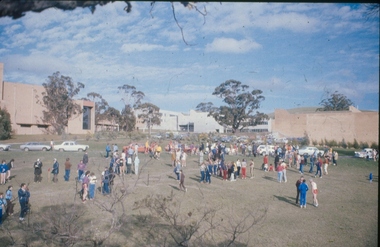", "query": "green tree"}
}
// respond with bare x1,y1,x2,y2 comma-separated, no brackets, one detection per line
118,84,145,132
38,72,84,135
317,91,354,111
136,102,161,135
196,79,266,133
0,107,12,140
